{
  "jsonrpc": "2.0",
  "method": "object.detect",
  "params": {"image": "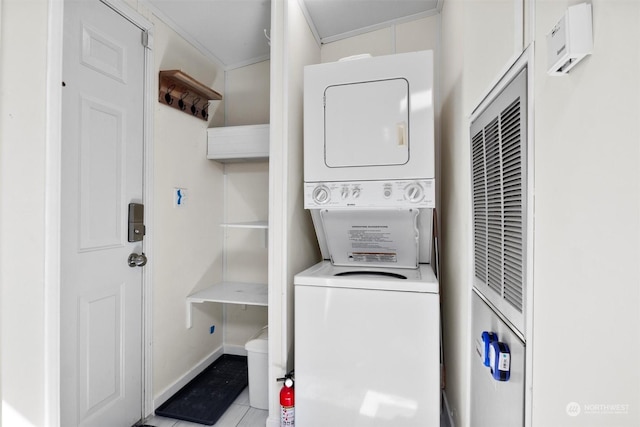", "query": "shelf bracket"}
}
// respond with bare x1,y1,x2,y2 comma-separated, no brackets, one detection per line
186,299,196,329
